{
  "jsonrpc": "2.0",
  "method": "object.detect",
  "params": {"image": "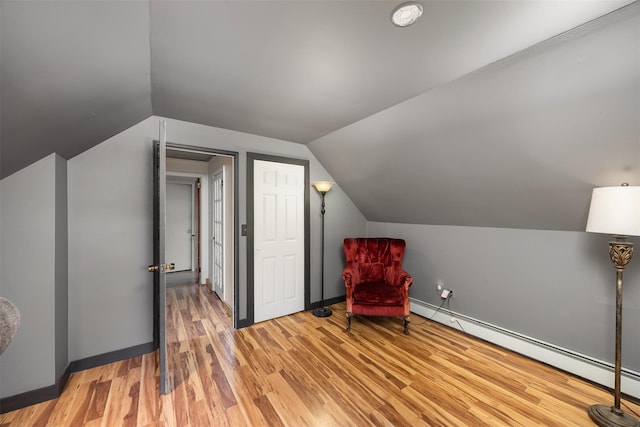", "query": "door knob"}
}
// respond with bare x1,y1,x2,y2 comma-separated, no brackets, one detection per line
147,263,175,272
